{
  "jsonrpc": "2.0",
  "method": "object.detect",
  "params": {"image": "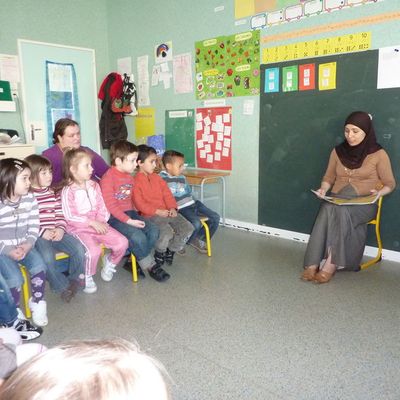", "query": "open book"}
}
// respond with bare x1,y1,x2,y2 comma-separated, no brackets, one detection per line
311,190,379,205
